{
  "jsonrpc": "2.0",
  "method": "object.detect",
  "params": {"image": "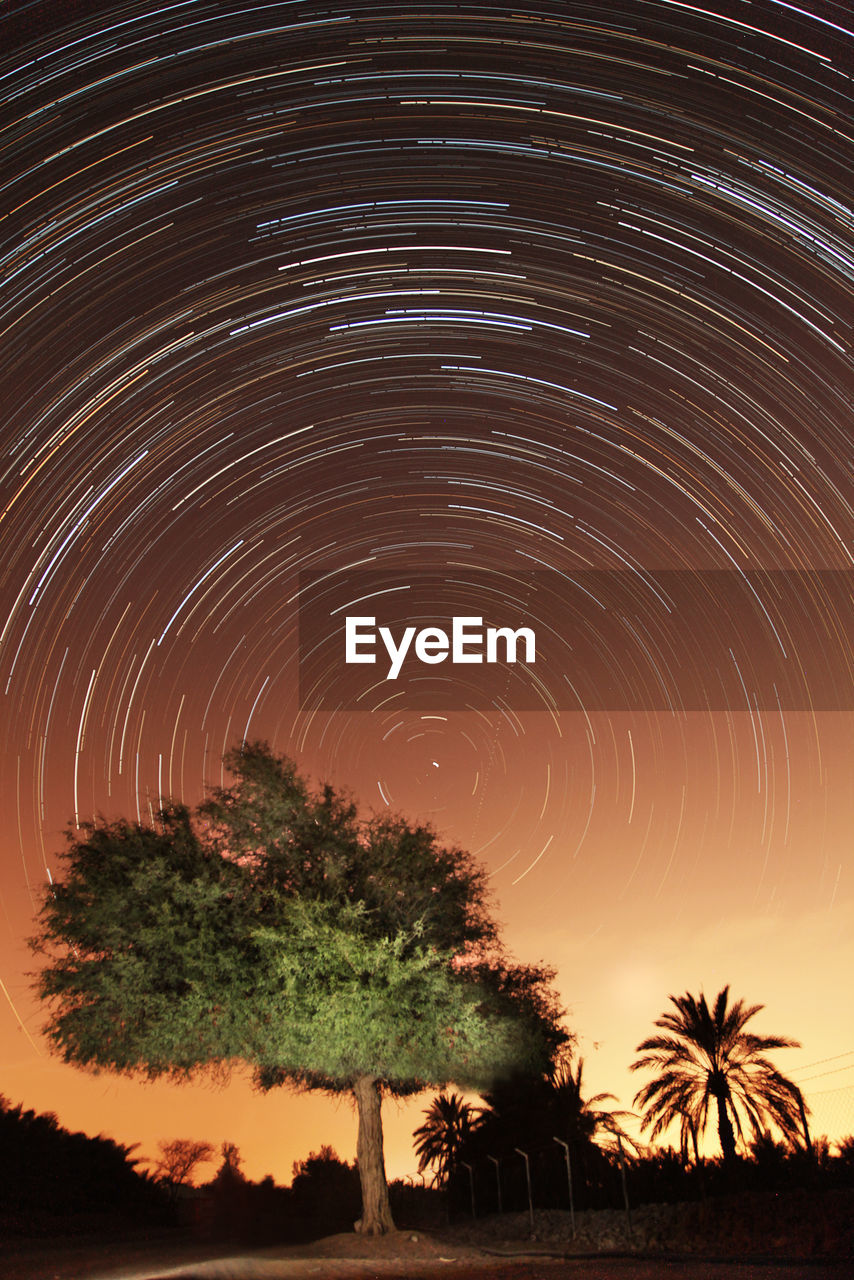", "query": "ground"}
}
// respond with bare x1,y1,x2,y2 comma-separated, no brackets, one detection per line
2,1224,852,1280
